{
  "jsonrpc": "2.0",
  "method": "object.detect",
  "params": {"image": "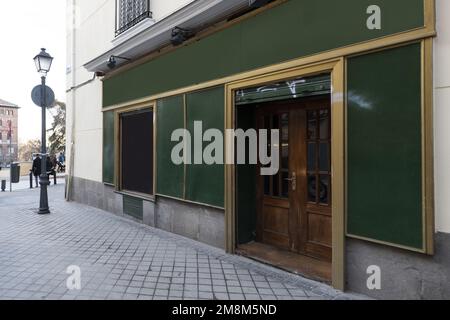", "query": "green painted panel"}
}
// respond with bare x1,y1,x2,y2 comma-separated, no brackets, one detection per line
236,107,257,245
104,0,424,107
103,111,115,184
347,43,423,249
156,95,184,198
123,195,143,220
186,87,225,208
